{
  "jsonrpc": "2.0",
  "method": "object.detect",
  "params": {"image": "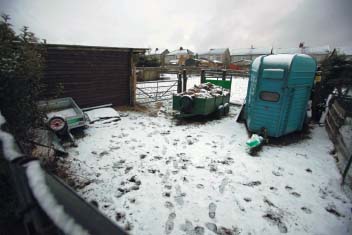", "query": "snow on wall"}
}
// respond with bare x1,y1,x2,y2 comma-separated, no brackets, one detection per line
26,161,90,235
0,112,23,161
0,112,90,235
